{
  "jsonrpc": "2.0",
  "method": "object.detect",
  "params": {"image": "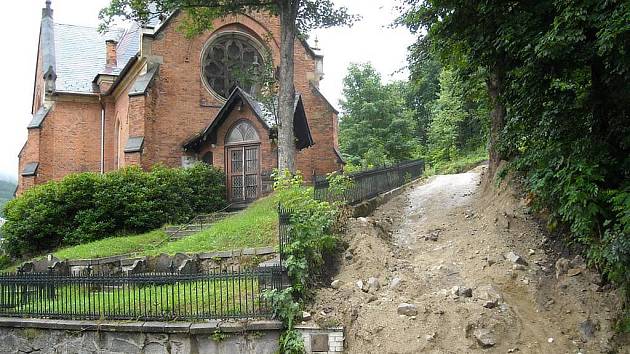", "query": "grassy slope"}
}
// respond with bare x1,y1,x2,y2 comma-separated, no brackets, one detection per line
49,195,278,260
425,147,488,176
153,195,278,255
53,230,168,260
